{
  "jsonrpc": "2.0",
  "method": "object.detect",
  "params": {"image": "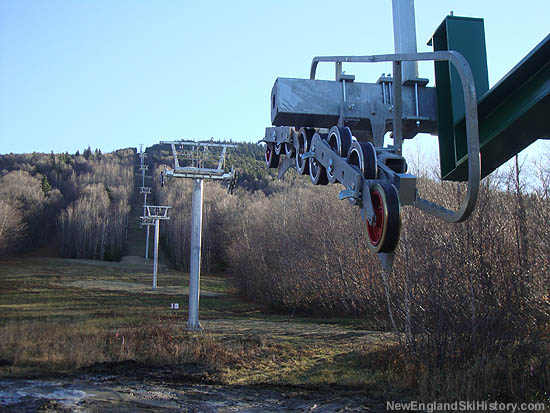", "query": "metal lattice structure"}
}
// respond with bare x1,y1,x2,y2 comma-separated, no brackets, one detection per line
138,144,172,290
160,140,237,330
140,205,171,290
139,145,154,261
161,141,237,181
